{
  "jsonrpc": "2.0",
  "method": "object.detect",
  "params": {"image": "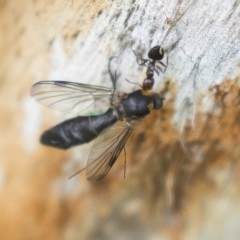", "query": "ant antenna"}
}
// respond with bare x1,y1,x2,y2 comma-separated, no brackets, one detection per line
159,0,193,47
